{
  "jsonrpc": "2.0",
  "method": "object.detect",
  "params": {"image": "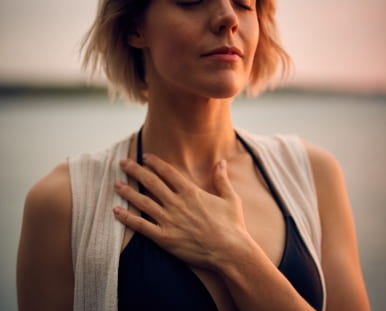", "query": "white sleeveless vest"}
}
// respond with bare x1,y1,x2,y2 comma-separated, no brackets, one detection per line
68,128,326,311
